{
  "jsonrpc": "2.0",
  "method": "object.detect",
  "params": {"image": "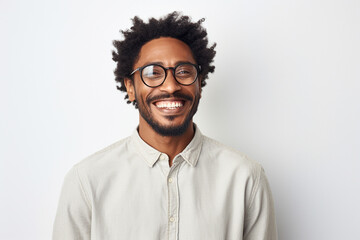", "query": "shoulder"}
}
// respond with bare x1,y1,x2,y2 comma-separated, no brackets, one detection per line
200,135,263,176
73,136,132,176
